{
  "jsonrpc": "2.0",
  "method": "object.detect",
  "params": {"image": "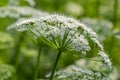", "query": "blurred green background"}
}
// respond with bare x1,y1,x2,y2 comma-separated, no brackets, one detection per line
0,0,120,80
